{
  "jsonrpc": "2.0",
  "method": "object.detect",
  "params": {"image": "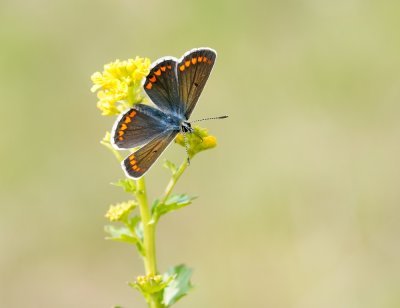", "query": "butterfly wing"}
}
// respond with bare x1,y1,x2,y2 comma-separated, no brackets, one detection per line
143,48,217,119
177,48,217,119
143,57,181,115
114,48,217,178
111,104,170,149
122,130,178,179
